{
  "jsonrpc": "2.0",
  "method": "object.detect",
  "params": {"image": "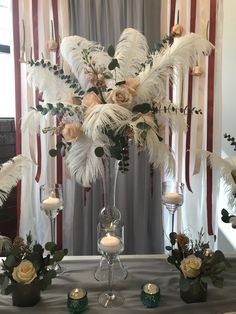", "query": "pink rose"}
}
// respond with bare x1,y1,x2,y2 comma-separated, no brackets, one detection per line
62,123,82,142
